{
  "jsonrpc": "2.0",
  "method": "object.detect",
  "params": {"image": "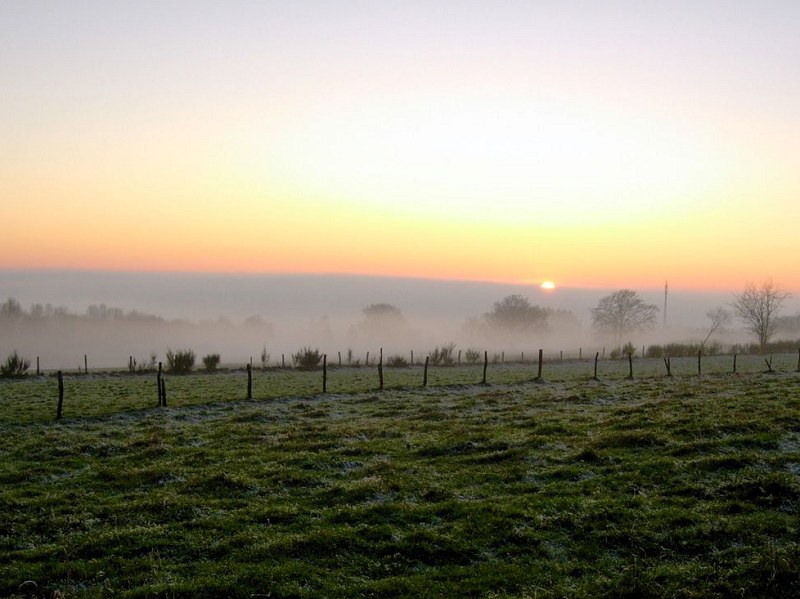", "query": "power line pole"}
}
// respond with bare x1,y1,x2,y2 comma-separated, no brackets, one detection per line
663,281,668,327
